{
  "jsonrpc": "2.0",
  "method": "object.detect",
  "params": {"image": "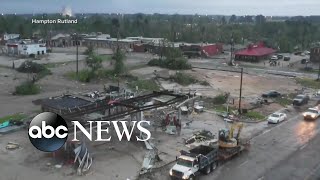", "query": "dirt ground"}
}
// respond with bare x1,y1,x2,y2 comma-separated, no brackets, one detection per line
0,48,308,180
0,111,271,180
